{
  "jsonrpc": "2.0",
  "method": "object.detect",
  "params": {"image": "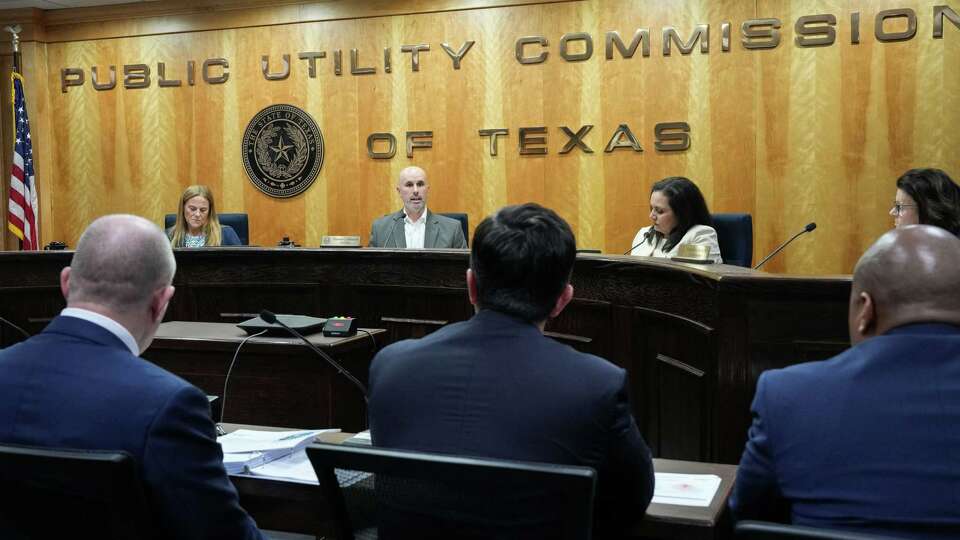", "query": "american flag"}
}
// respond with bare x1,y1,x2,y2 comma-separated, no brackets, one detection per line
7,72,39,250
